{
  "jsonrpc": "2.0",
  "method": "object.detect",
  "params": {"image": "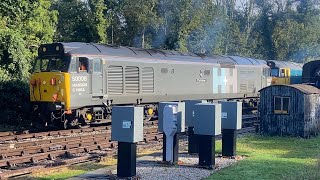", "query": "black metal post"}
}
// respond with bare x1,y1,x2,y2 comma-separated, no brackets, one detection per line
198,135,215,169
162,133,179,163
188,127,199,154
117,142,137,178
222,129,237,156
